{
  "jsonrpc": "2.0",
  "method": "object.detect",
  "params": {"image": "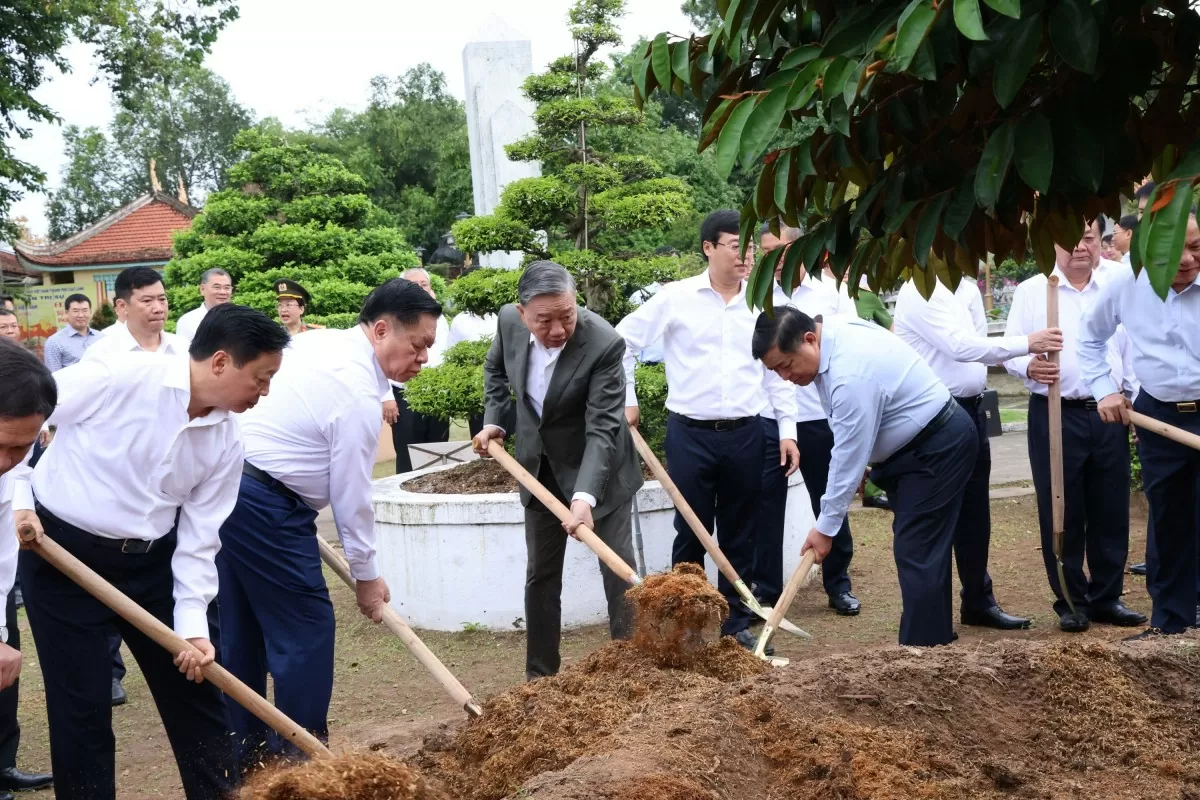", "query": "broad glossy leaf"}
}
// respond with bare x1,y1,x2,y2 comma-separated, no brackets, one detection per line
751,244,784,311
884,200,918,234
698,97,736,152
822,3,902,58
715,97,759,178
1049,0,1098,74
994,13,1043,108
774,150,793,212
671,39,692,84
780,44,822,70
756,158,778,218
975,121,1015,212
1014,112,1053,193
632,40,653,100
822,57,857,104
828,98,850,137
779,238,806,294
740,88,791,169
739,198,759,260
764,67,800,91
913,193,951,266
724,0,751,43
916,257,940,299
794,135,816,177
786,60,828,110
954,0,988,41
983,0,1020,18
849,181,885,230
651,34,673,94
910,39,937,81
942,175,976,241
1164,139,1200,183
892,0,937,73
1143,182,1194,299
